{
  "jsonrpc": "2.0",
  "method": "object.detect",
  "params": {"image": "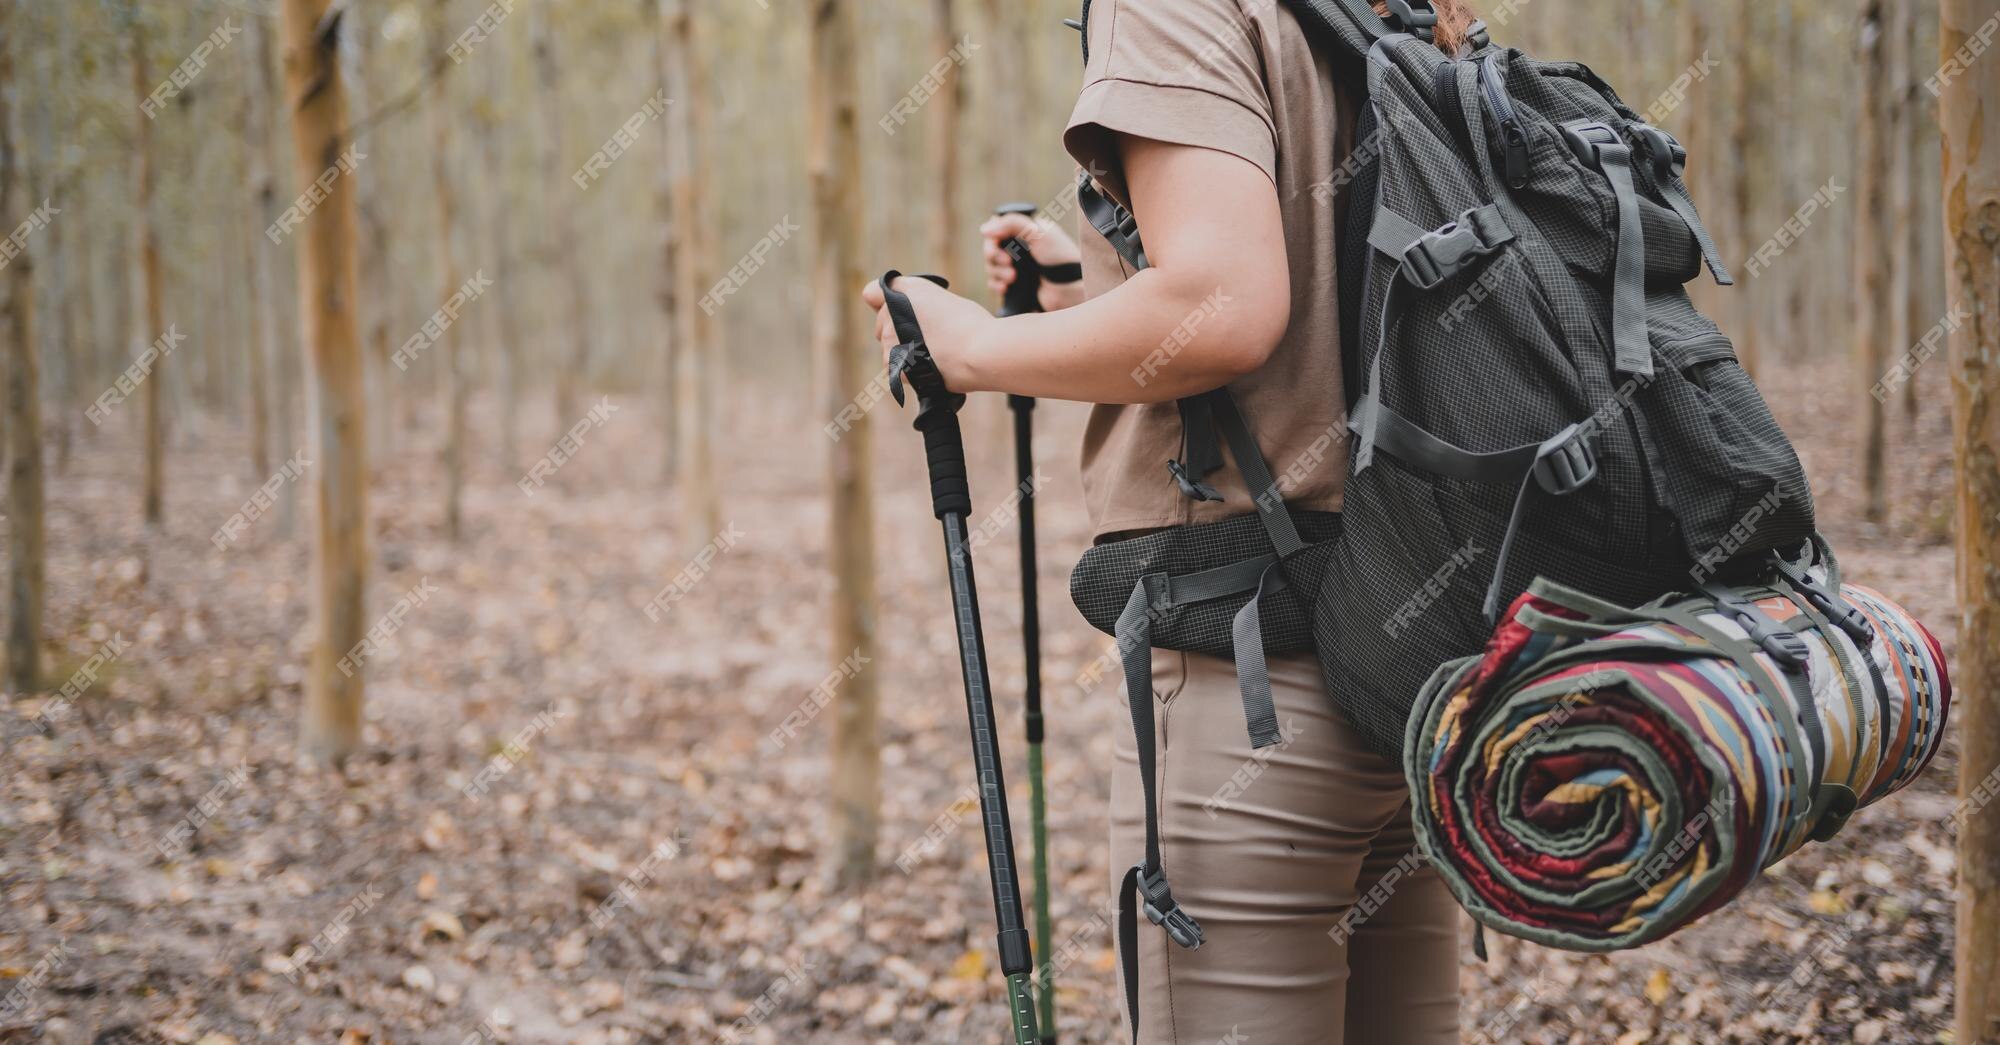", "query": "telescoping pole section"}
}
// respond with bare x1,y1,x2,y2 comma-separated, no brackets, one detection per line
881,270,1040,1045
